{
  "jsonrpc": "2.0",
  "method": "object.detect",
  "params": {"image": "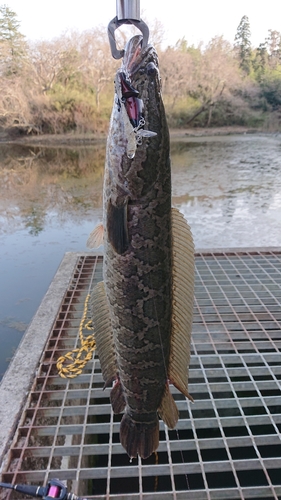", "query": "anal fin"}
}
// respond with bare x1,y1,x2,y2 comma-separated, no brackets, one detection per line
91,281,126,414
169,208,195,402
90,281,117,385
